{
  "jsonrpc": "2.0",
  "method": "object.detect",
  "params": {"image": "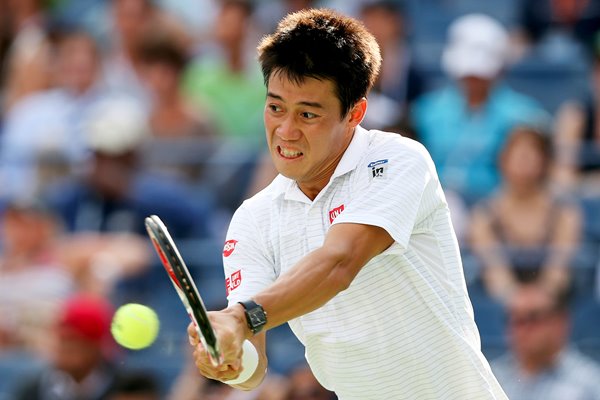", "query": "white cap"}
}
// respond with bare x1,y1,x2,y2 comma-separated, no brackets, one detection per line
442,14,509,80
85,97,149,155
